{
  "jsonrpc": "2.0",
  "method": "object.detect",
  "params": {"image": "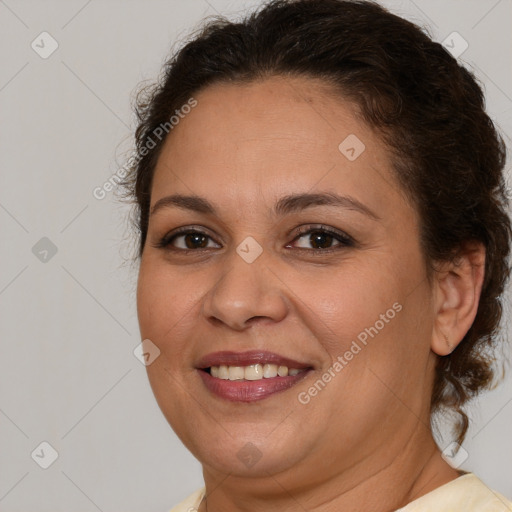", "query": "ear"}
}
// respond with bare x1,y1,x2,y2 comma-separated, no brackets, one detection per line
431,241,486,356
